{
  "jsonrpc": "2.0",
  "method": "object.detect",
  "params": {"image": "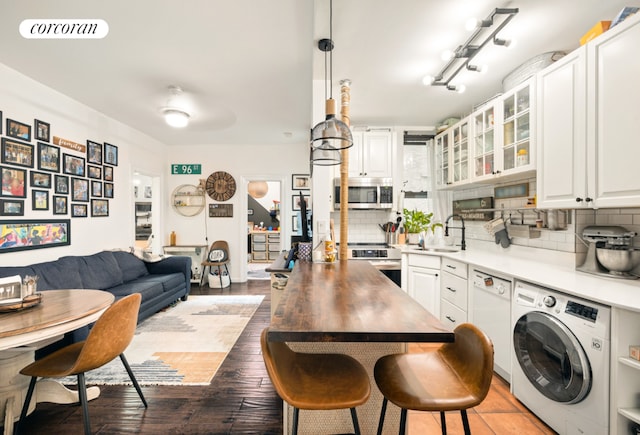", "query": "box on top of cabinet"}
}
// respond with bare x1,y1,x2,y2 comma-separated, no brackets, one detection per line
580,21,611,45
